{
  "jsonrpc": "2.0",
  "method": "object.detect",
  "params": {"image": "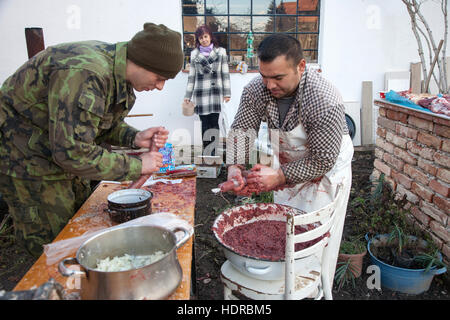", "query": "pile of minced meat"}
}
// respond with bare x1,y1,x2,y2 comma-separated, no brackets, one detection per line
95,251,166,272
